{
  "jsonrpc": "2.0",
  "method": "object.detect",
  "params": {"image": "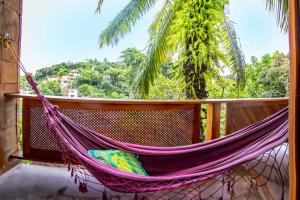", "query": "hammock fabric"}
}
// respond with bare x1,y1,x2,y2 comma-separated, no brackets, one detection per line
24,75,289,196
